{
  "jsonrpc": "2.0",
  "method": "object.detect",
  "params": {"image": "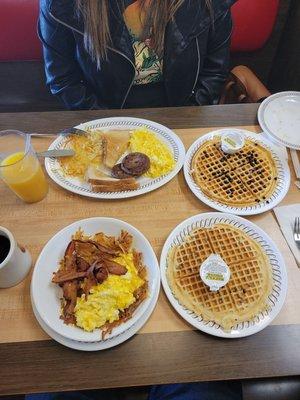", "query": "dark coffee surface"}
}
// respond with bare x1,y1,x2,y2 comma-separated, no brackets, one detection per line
0,235,10,263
